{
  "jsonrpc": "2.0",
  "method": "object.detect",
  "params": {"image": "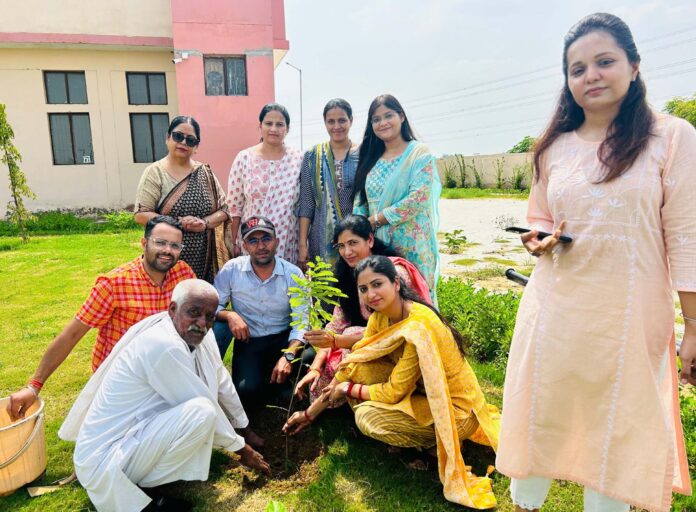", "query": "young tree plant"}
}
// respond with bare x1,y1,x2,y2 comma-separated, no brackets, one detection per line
279,256,346,468
0,104,35,242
